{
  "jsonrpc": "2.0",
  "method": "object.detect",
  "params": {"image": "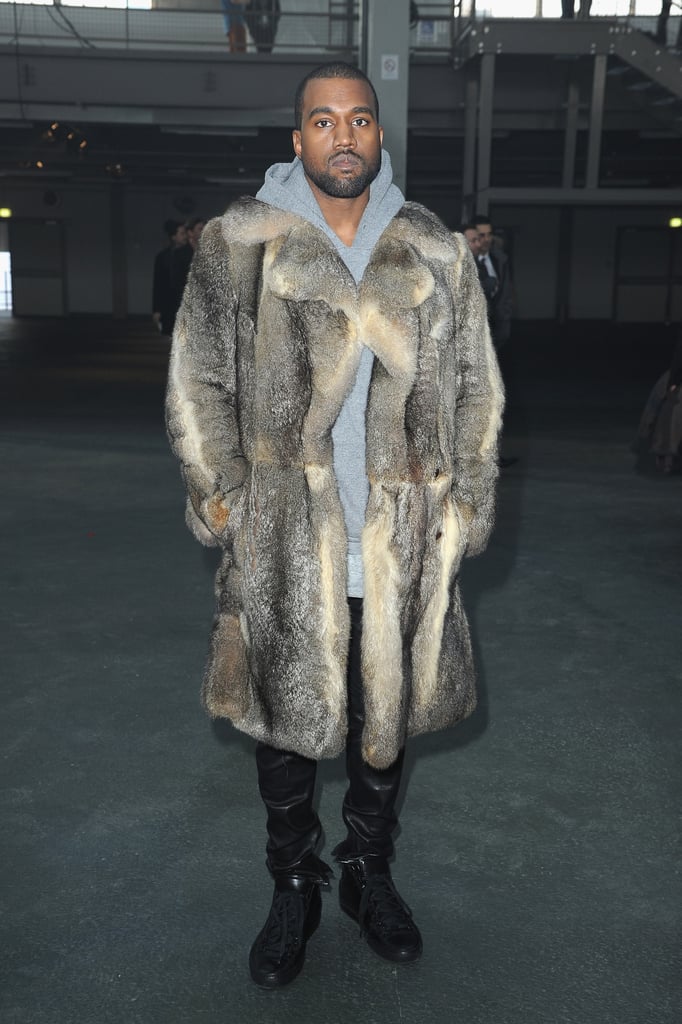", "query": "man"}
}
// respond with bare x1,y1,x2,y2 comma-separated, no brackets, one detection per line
151,218,186,335
166,62,503,989
473,213,513,351
244,0,281,54
169,217,206,324
221,0,249,52
460,221,498,311
460,222,481,259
